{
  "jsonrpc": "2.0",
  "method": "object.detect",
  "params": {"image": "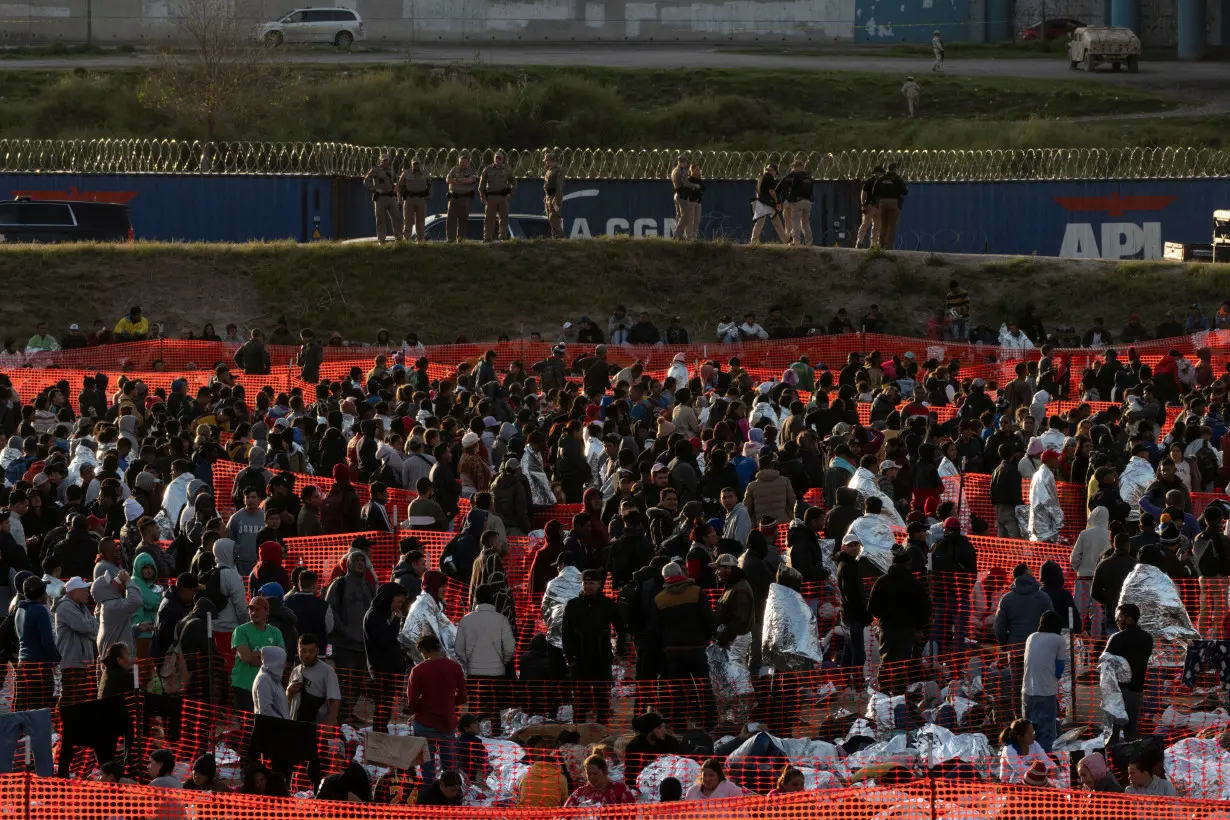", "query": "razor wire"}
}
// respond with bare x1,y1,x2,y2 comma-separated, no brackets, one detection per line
2,139,1229,180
